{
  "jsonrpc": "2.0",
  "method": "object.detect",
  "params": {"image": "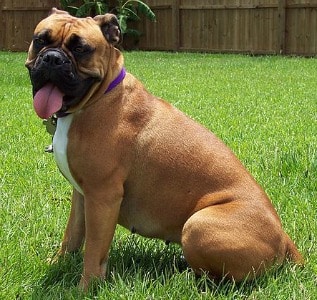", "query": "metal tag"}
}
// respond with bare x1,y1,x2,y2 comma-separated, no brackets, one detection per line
43,116,57,136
